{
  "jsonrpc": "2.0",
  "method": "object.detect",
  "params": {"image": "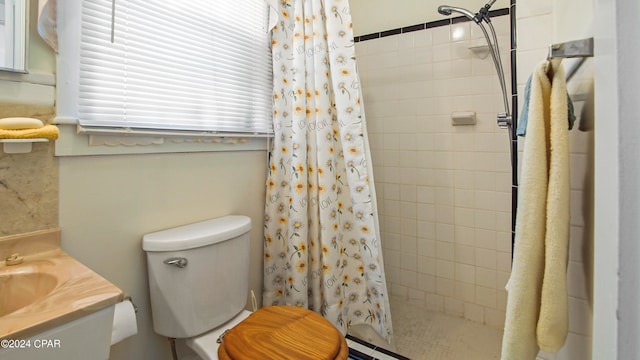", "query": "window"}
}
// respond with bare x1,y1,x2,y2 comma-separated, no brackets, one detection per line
57,0,272,137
